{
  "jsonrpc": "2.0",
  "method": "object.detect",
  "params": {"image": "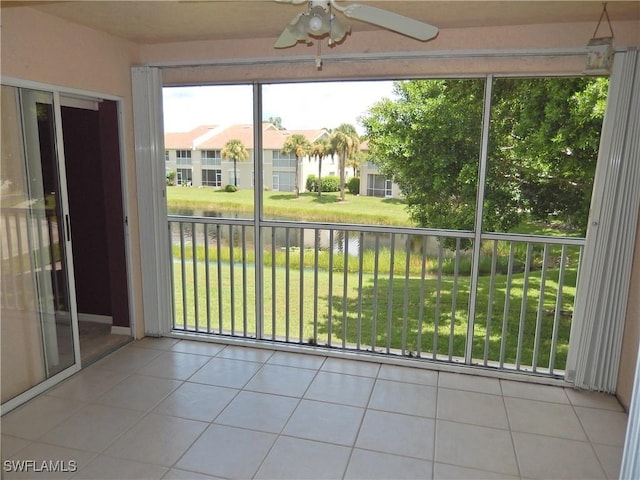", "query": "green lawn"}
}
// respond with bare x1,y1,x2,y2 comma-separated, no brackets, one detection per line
167,187,412,226
168,186,579,372
172,244,575,371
